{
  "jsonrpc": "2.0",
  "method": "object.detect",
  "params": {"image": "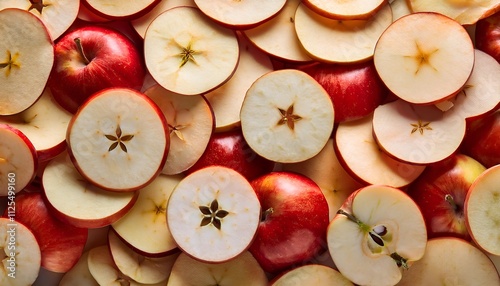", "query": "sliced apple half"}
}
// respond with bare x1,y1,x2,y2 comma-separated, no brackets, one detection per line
144,6,239,96
111,174,182,257
167,251,268,286
294,3,393,64
327,185,427,286
82,0,161,20
372,99,467,165
0,87,72,162
374,12,475,104
166,166,261,263
240,69,334,163
409,0,500,25
66,88,169,192
0,124,37,196
397,237,500,285
0,8,54,115
302,0,386,20
0,218,41,286
270,264,353,286
242,0,313,63
59,250,99,286
42,152,138,228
